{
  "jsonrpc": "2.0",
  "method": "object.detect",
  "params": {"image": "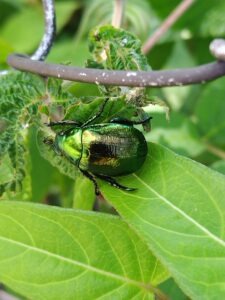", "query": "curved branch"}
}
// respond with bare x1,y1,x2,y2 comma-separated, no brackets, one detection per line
31,0,56,61
7,54,225,87
0,0,56,76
